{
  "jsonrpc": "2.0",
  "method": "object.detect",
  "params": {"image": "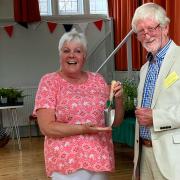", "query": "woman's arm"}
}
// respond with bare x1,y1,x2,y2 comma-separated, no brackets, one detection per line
112,81,124,127
37,108,111,138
